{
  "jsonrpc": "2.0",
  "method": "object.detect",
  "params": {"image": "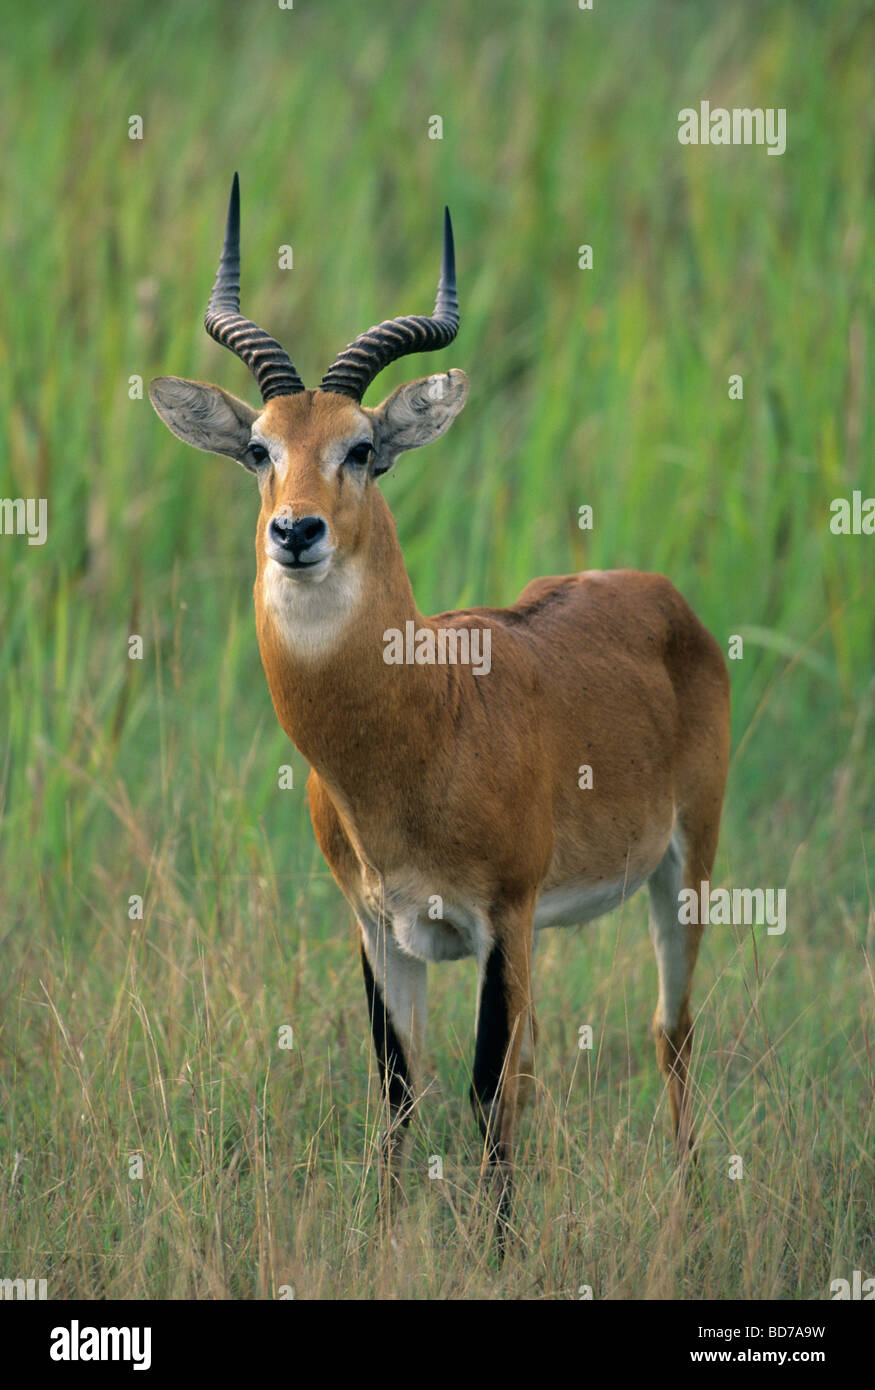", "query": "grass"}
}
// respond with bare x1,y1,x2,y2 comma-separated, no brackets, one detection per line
0,0,873,1298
